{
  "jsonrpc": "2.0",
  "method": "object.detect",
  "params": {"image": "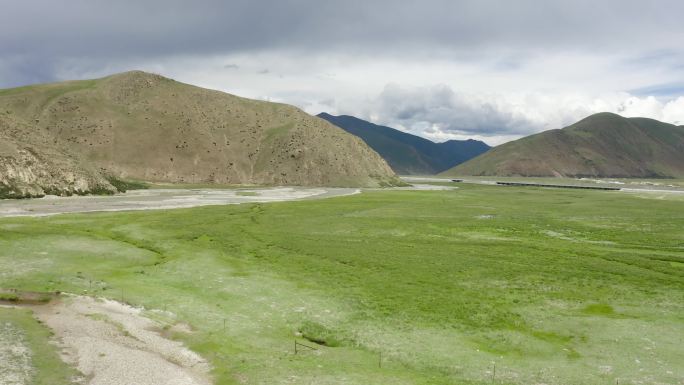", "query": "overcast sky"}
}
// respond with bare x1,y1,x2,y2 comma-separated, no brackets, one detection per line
2,0,684,145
